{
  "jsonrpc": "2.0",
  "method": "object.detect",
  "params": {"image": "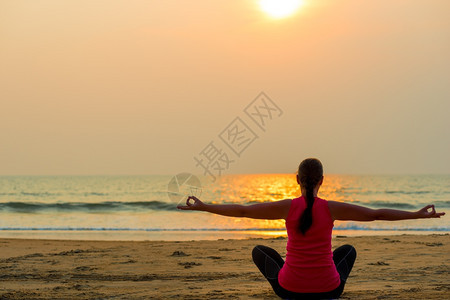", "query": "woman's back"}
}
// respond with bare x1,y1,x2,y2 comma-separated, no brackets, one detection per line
278,196,340,293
